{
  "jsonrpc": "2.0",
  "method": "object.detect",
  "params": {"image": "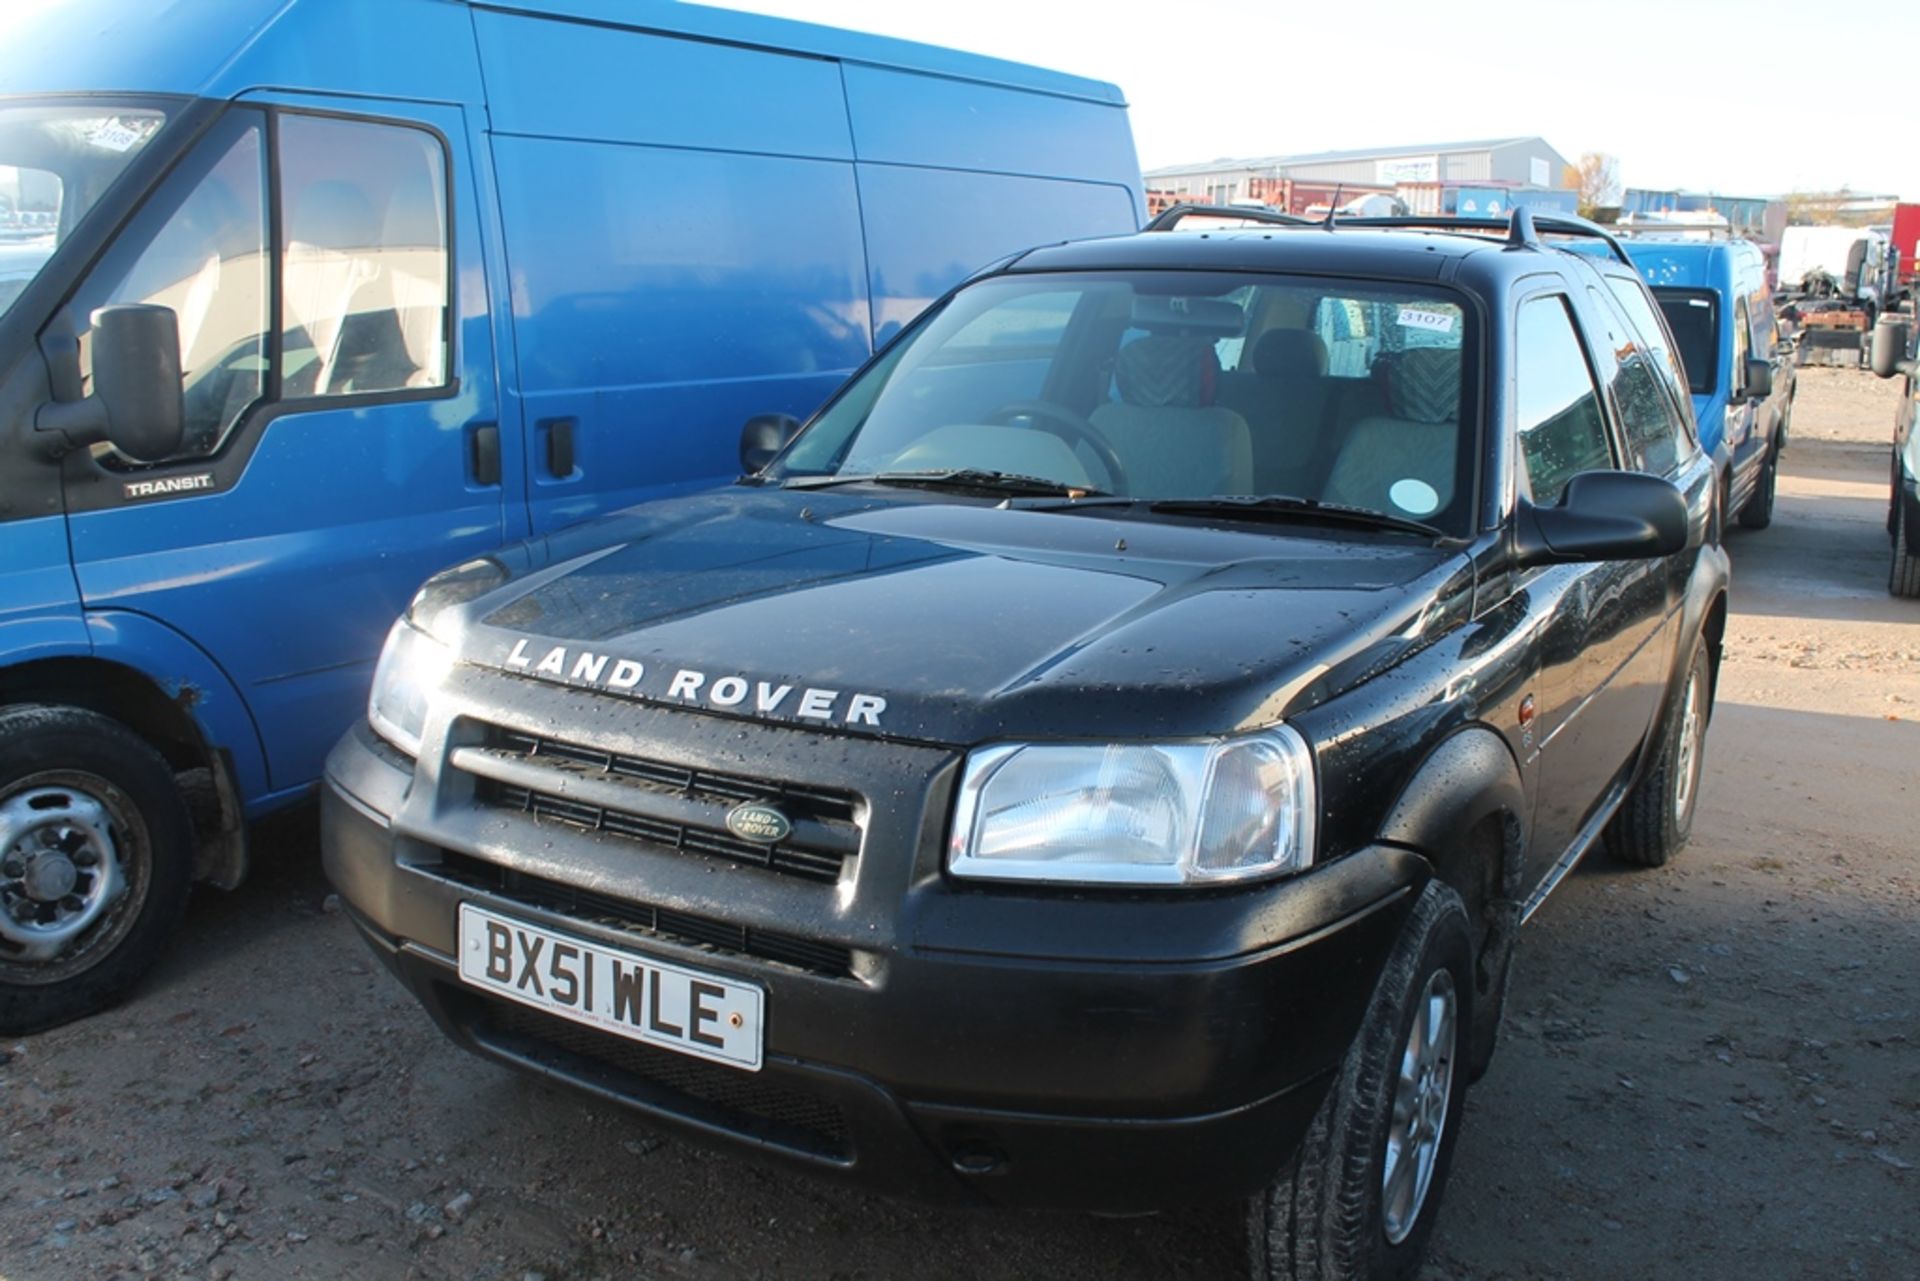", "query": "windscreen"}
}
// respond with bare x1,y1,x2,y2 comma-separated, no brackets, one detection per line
773,271,1478,534
1652,289,1718,395
0,104,167,322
